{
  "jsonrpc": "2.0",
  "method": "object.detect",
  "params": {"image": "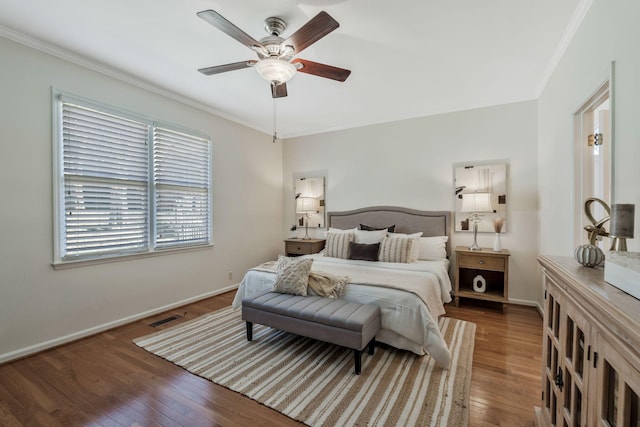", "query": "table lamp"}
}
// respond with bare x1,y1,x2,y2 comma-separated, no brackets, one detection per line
296,197,320,240
461,192,493,251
